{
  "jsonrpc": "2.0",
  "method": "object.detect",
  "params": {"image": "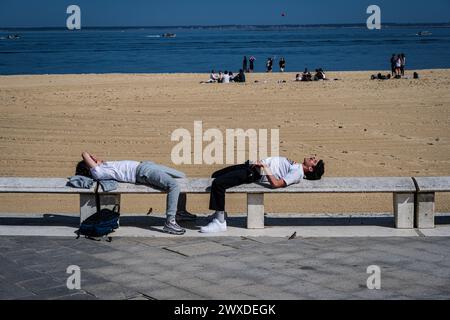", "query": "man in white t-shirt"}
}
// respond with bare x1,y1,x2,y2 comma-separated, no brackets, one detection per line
201,156,325,233
222,72,230,83
78,151,196,235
